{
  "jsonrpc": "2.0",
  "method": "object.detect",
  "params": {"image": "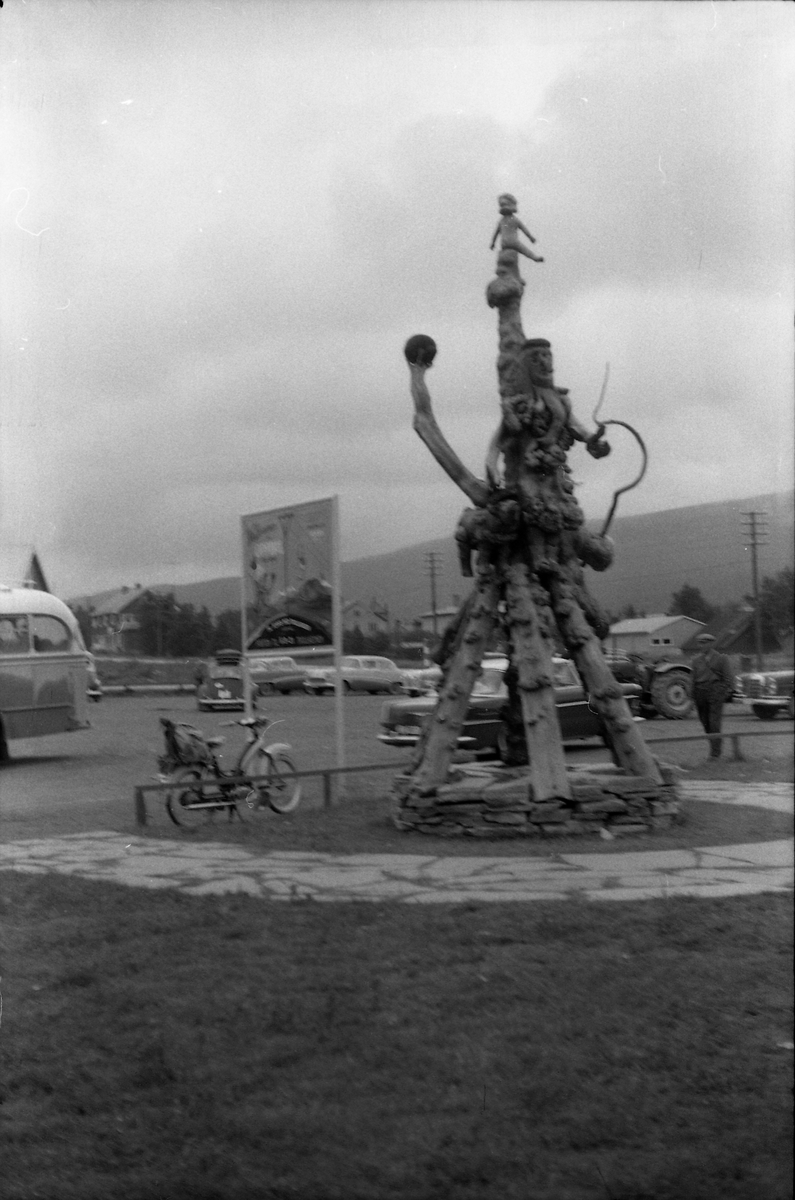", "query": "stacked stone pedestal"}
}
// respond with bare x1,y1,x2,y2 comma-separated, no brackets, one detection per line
392,761,681,839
